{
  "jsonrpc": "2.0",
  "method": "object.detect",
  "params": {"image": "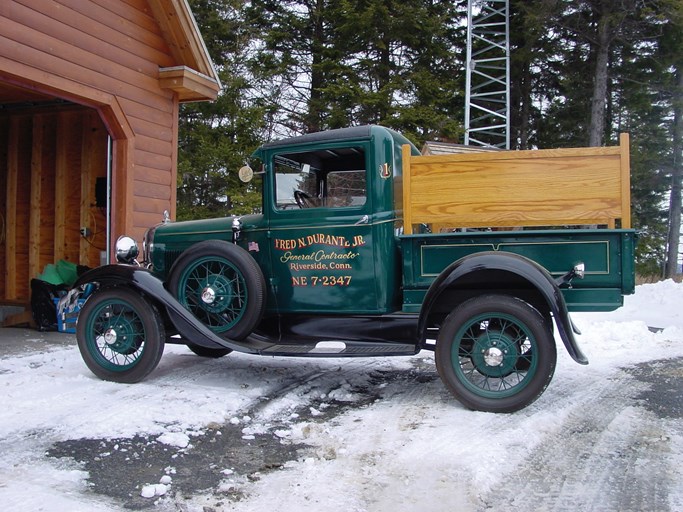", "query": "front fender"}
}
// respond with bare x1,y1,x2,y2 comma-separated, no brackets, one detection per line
419,252,588,365
73,265,255,353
